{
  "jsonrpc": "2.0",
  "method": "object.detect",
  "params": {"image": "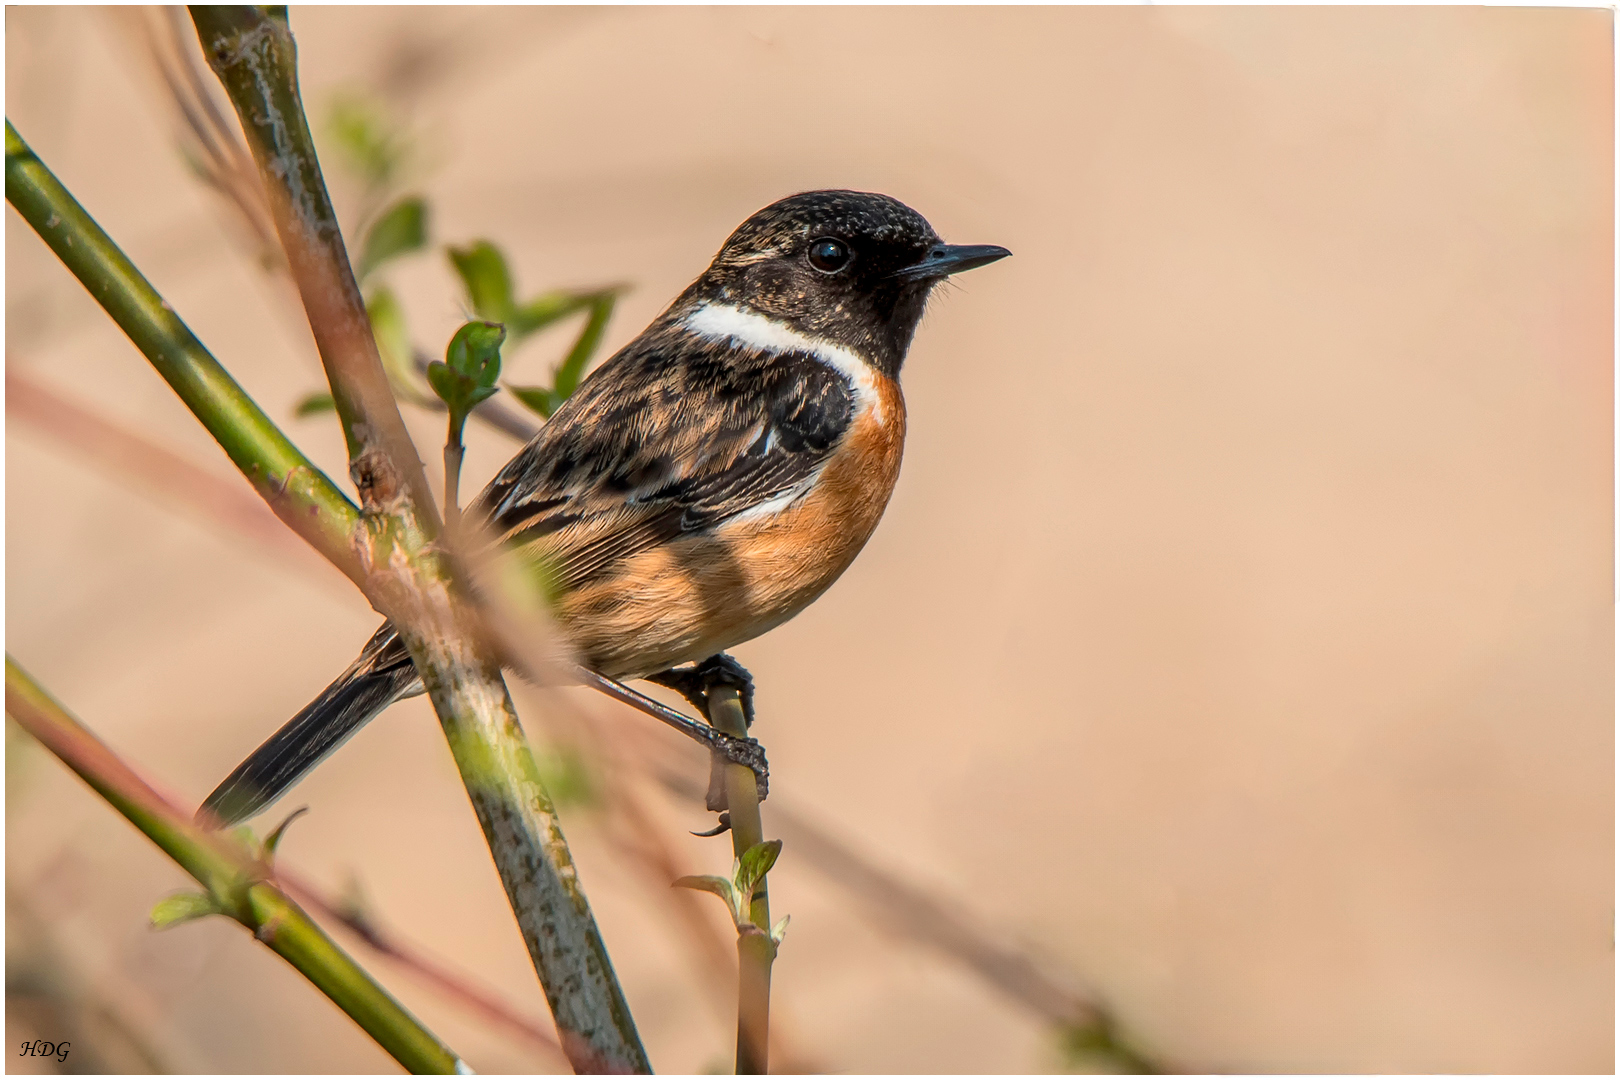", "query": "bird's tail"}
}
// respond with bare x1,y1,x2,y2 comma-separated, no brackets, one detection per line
197,624,422,828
